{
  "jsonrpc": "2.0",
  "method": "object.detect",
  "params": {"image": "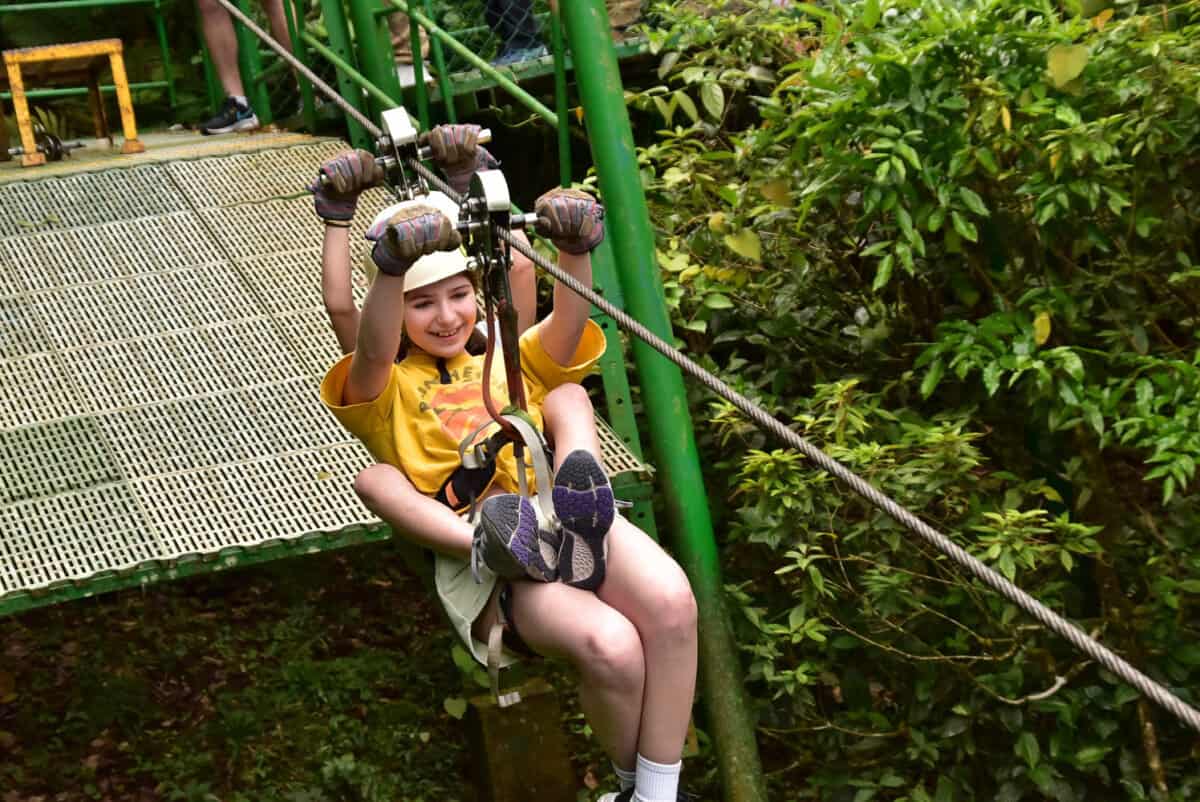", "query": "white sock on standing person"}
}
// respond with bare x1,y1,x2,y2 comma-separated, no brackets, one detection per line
635,754,682,802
